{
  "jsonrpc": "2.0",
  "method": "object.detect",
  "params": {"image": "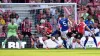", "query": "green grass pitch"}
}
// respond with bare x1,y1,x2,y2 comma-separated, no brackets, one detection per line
0,48,100,56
